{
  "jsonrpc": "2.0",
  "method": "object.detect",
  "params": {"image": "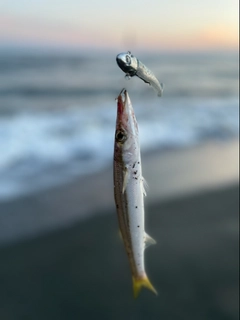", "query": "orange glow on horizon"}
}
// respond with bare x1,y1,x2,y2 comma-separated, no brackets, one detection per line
132,25,239,51
0,14,238,51
196,25,239,48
